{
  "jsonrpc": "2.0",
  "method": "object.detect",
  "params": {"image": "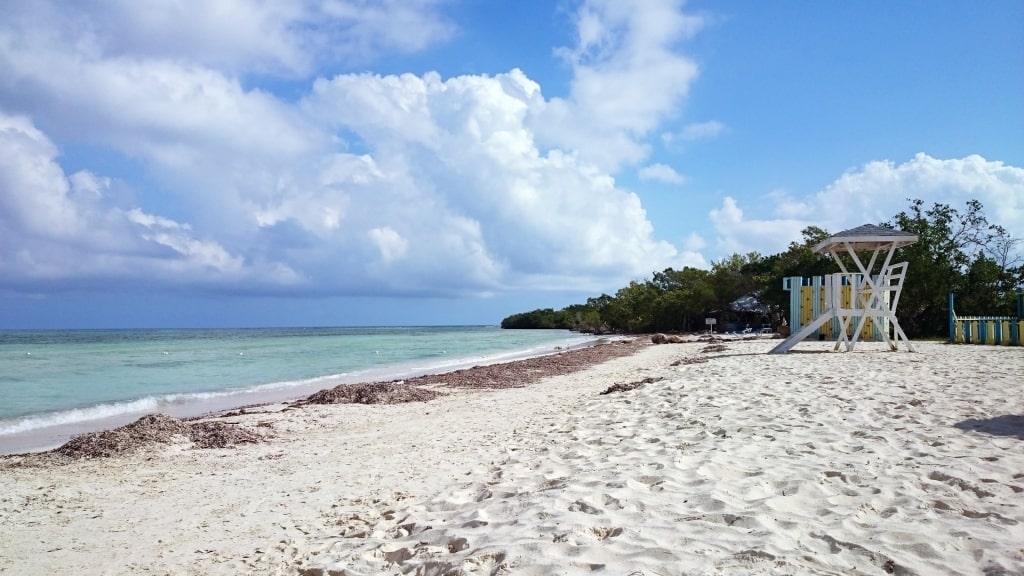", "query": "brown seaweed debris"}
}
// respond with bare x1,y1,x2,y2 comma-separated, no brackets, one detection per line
671,356,708,366
600,376,664,395
293,339,645,404
295,382,443,406
408,339,645,390
700,344,729,354
188,421,266,449
54,413,264,459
